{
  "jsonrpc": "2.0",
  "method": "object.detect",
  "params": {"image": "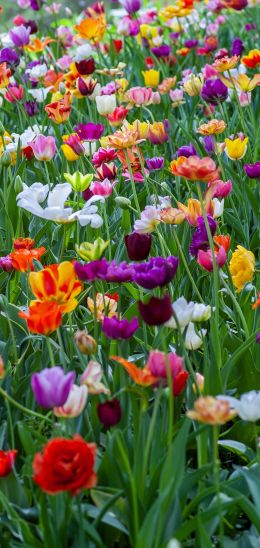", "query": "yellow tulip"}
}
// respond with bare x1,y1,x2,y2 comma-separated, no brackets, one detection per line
224,136,248,160
142,70,160,87
229,245,255,292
